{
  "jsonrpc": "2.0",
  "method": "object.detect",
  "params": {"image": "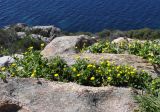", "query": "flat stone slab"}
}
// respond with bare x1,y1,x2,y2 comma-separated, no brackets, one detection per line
0,78,138,112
